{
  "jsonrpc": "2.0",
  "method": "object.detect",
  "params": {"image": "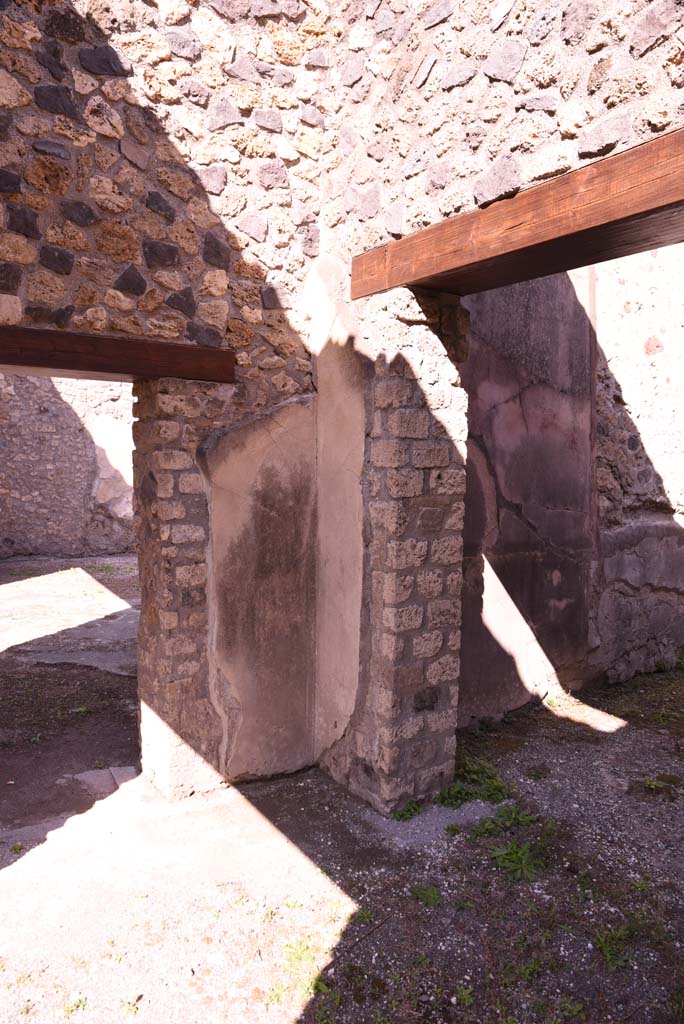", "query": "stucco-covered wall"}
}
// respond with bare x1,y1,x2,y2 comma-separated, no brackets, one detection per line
0,372,133,557
458,270,595,725
458,246,684,725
